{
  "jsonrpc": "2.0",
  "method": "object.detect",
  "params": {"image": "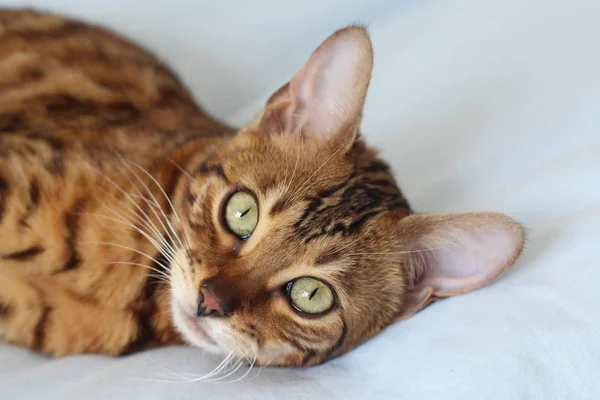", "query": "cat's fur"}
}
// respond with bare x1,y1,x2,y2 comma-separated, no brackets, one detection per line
0,9,524,367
